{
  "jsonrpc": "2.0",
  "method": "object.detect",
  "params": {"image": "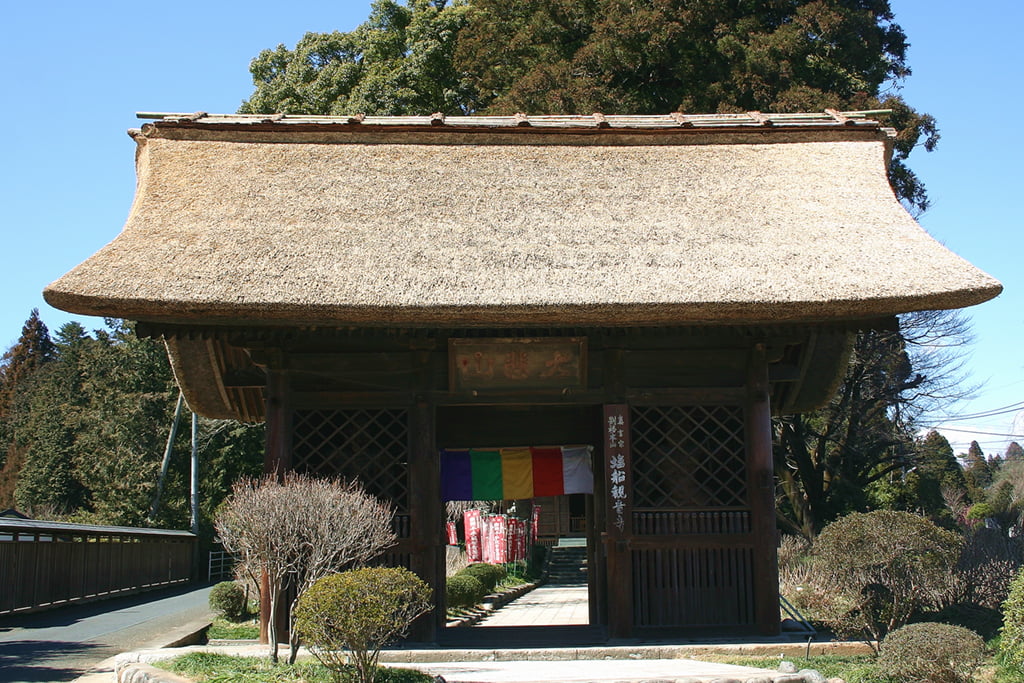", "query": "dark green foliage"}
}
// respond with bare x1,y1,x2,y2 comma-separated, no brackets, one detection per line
877,622,984,683
460,562,505,592
0,315,263,530
294,568,432,683
0,310,56,503
241,0,471,116
446,573,486,608
965,440,994,500
1000,566,1024,670
209,581,249,621
813,510,961,641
